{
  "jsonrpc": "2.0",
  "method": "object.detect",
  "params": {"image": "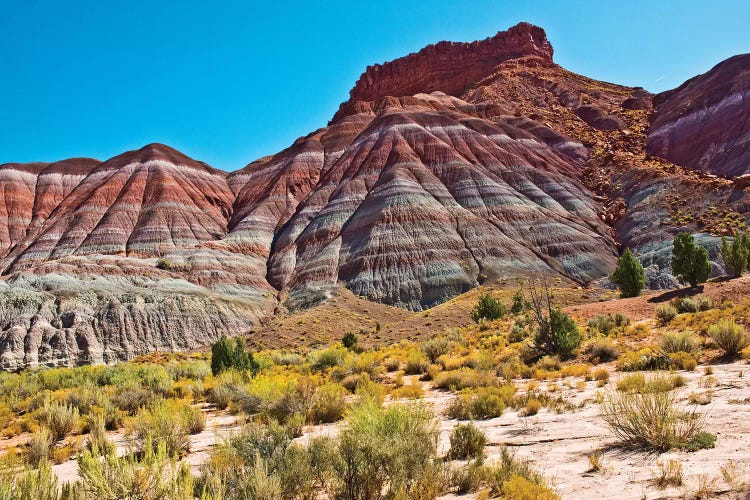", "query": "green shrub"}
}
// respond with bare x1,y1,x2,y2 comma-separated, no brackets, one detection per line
341,332,358,350
446,461,485,494
661,332,700,355
353,376,386,406
708,319,749,356
588,314,616,335
335,400,440,499
676,431,716,452
483,448,553,498
110,383,156,415
181,405,206,434
311,345,348,371
133,401,191,457
270,351,304,366
137,365,174,395
383,357,400,372
404,351,430,375
0,459,60,500
611,248,646,298
471,294,506,323
587,314,621,335
207,381,234,410
511,289,526,315
509,322,527,343
672,296,713,313
432,368,499,391
672,233,712,288
27,427,52,467
721,232,750,277
228,419,293,469
421,337,451,363
84,412,114,456
695,295,714,311
535,309,580,357
600,389,711,452
655,305,677,325
75,439,193,499
617,348,671,371
586,338,619,362
167,360,210,381
239,457,283,500
535,355,560,371
198,418,334,499
210,335,259,376
447,423,487,461
40,402,79,442
446,386,514,420
668,352,698,371
616,373,684,394
310,383,347,424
